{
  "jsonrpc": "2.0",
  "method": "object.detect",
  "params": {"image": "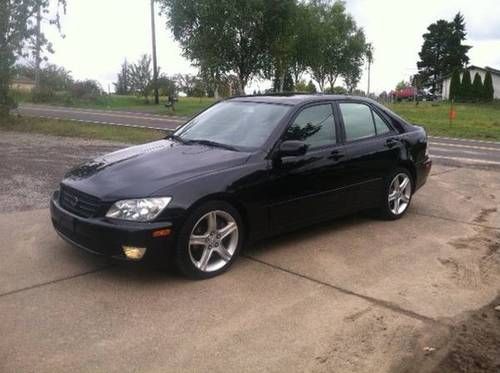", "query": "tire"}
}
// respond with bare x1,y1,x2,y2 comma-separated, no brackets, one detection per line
378,167,413,220
174,200,244,280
